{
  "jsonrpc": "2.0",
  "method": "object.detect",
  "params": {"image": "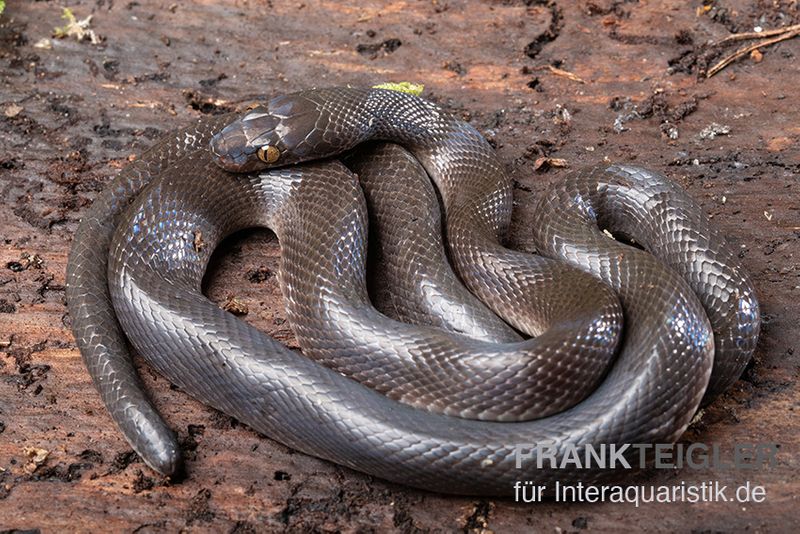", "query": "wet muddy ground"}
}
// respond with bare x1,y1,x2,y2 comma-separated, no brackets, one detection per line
1,0,798,532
